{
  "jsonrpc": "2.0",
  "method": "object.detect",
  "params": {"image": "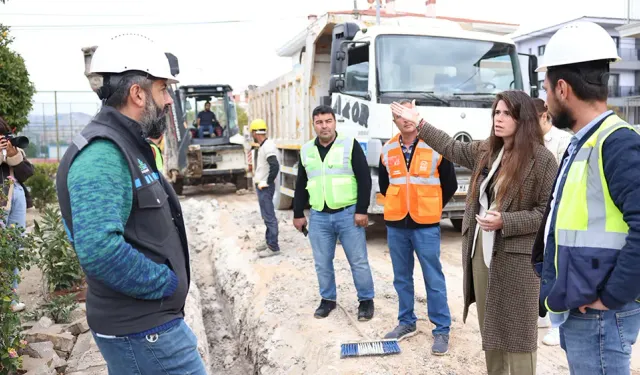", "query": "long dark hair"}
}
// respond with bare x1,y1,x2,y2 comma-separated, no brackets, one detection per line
470,90,543,208
0,116,10,135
